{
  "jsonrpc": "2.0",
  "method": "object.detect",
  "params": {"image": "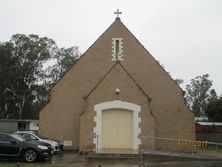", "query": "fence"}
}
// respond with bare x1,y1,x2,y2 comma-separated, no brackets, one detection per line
140,135,222,157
